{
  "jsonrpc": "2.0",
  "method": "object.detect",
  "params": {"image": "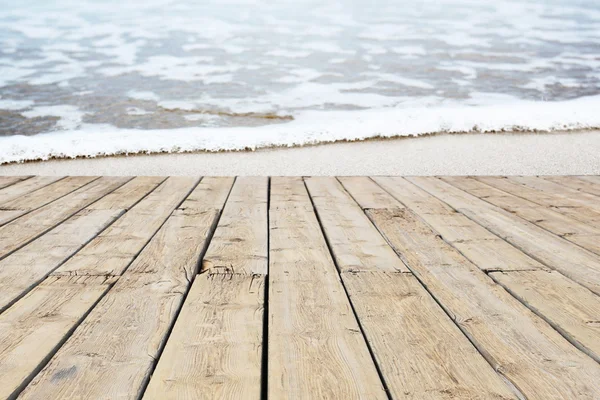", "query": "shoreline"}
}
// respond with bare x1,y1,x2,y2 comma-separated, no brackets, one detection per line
1,131,599,176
